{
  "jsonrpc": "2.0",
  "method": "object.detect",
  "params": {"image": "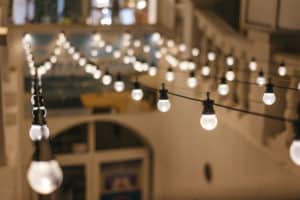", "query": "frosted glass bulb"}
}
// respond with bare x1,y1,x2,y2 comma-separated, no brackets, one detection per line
200,114,218,131
218,84,229,96
143,45,151,53
226,56,234,66
225,70,235,81
63,42,70,49
93,33,101,42
290,140,300,166
133,61,143,72
148,66,157,76
105,45,113,53
54,47,61,56
98,40,106,48
179,61,189,71
167,40,175,48
155,51,162,59
131,89,144,101
93,70,102,79
179,43,186,52
249,60,257,71
78,58,87,66
72,52,80,61
133,40,141,47
278,66,287,76
298,82,300,90
29,125,50,141
207,51,216,61
23,33,32,44
157,99,171,112
188,62,196,70
256,76,266,86
136,0,147,10
113,50,121,58
91,48,98,57
114,81,125,92
27,160,63,195
192,48,200,57
187,77,198,88
142,63,149,71
151,32,161,43
165,71,175,82
102,74,112,85
166,55,178,67
262,92,276,105
50,56,57,64
201,65,210,76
